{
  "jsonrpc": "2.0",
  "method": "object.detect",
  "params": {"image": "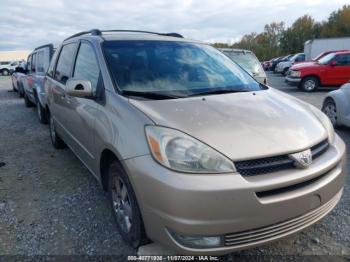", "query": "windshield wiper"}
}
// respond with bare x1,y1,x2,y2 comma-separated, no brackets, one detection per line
187,89,249,97
121,90,180,100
